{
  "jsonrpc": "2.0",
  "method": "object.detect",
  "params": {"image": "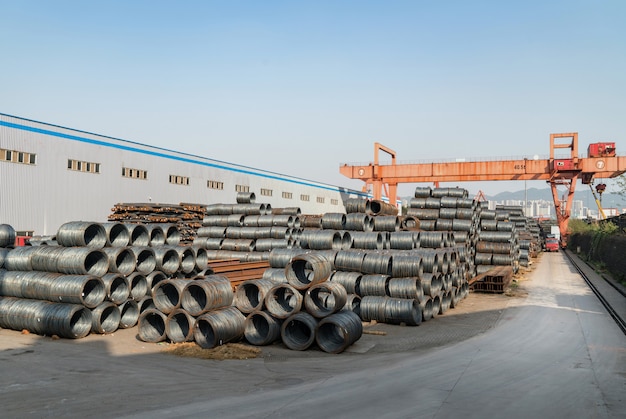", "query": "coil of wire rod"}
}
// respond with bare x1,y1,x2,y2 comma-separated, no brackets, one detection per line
0,270,106,308
205,203,235,215
126,224,150,246
138,296,155,313
152,246,181,275
233,203,269,216
304,281,348,318
118,299,139,328
360,296,421,326
361,253,392,276
254,238,290,252
321,213,346,230
138,308,167,342
128,246,156,274
272,215,296,228
0,224,17,248
454,208,474,220
126,272,148,301
329,270,362,294
254,215,274,228
388,232,416,250
400,216,420,231
269,226,290,240
495,210,509,221
357,274,390,296
421,272,443,297
431,294,441,318
344,198,370,214
480,219,498,231
479,231,516,243
101,222,130,247
271,207,302,216
457,198,476,209
349,232,382,250
422,197,440,209
451,219,473,232
432,187,468,198
491,254,514,265
101,247,136,275
193,237,223,250
419,251,439,274
315,310,362,354
181,275,233,316
439,291,451,314
234,278,276,314
90,301,120,334
100,273,130,304
419,231,445,248
152,278,189,314
438,208,457,220
167,246,195,274
196,226,227,238
414,186,433,198
145,224,165,246
408,197,427,209
332,250,364,272
4,246,36,271
496,221,516,233
26,236,58,246
419,297,433,321
164,225,181,245
299,215,323,229
387,277,424,300
236,191,256,204
0,248,9,268
368,199,398,216
244,310,282,346
202,215,230,227
54,247,109,276
280,311,318,351
220,238,256,252
439,196,458,208
194,306,246,349
193,246,209,271
285,253,332,290
342,293,361,316
449,287,460,309
165,308,195,343
268,248,307,268
299,230,342,251
261,268,288,283
27,246,65,272
405,208,439,220
373,216,400,232
264,283,303,319
452,231,469,245
56,221,106,248
0,296,92,338
419,220,436,231
390,253,423,278
225,214,245,227
434,249,450,275
435,218,453,231
476,241,512,254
